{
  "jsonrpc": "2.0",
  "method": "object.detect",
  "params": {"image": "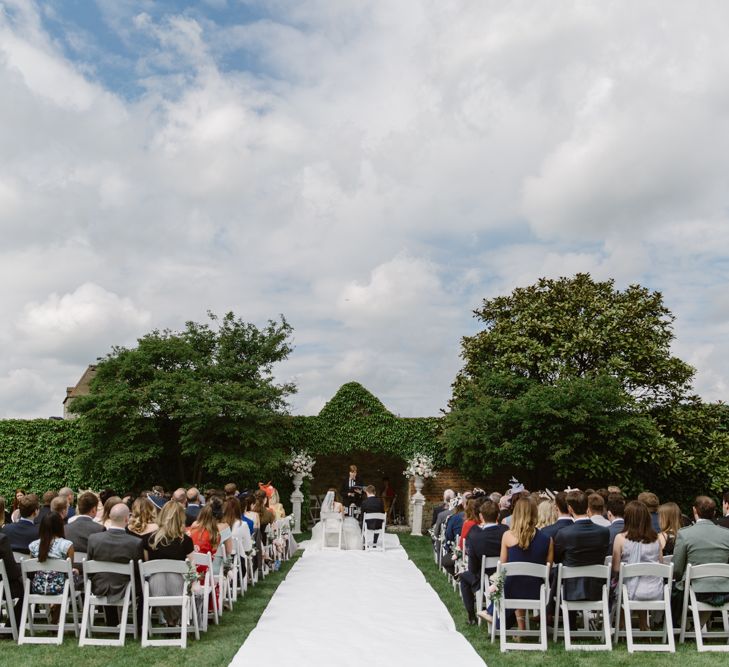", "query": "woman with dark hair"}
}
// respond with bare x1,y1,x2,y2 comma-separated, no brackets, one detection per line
223,497,252,578
10,488,26,523
187,497,233,577
0,496,9,527
612,500,665,629
28,512,76,620
459,498,480,550
253,489,275,532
